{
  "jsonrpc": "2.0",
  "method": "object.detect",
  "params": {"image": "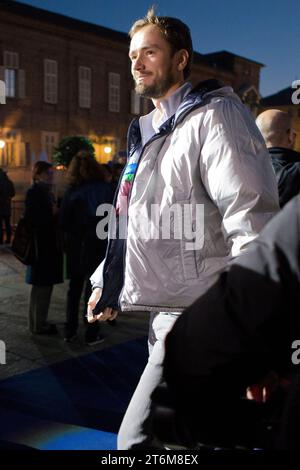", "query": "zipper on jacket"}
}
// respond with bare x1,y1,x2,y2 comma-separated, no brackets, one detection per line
97,119,141,309
114,85,224,311
117,128,175,311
